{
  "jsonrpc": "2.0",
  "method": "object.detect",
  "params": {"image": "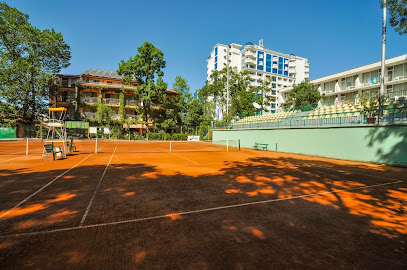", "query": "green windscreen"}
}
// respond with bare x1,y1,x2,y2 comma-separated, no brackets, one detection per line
66,121,89,129
0,127,17,139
